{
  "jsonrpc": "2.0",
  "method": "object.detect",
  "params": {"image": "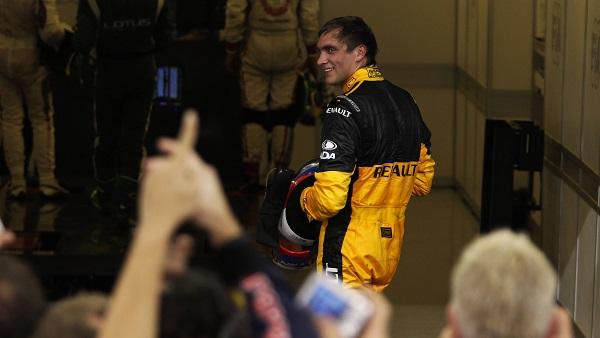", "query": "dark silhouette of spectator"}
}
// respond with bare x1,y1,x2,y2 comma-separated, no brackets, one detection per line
0,255,46,338
73,0,174,221
160,269,251,338
32,292,107,338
